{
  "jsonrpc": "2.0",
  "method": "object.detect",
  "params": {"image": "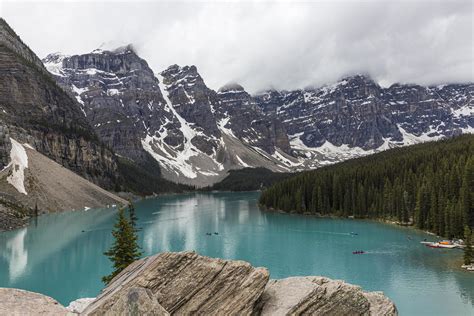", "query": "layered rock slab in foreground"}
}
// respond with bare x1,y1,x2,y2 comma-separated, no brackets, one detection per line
0,252,397,315
0,288,71,315
257,276,397,316
83,251,270,315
